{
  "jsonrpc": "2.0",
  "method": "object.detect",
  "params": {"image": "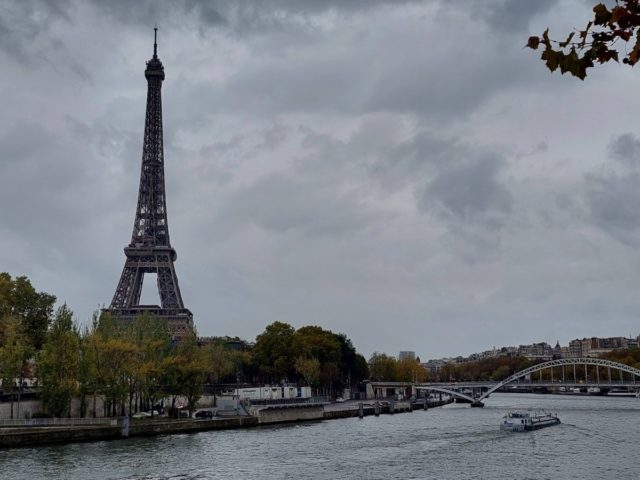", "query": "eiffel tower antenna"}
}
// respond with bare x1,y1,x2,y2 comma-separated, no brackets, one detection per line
153,25,158,58
104,30,193,339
